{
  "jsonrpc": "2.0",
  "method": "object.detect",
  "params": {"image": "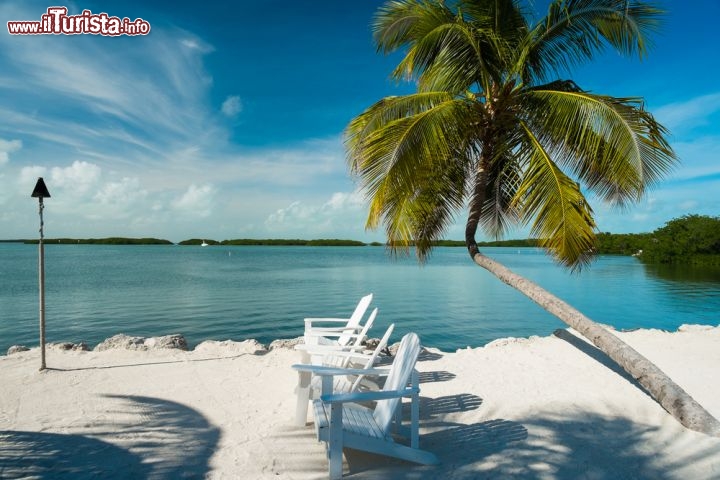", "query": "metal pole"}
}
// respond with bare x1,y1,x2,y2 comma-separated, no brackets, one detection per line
39,197,46,371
